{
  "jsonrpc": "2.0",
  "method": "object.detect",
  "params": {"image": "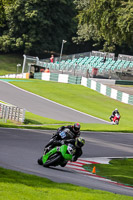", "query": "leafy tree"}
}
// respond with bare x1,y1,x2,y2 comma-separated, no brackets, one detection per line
117,1,133,49
0,0,76,55
73,0,133,53
0,0,14,33
0,0,6,35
